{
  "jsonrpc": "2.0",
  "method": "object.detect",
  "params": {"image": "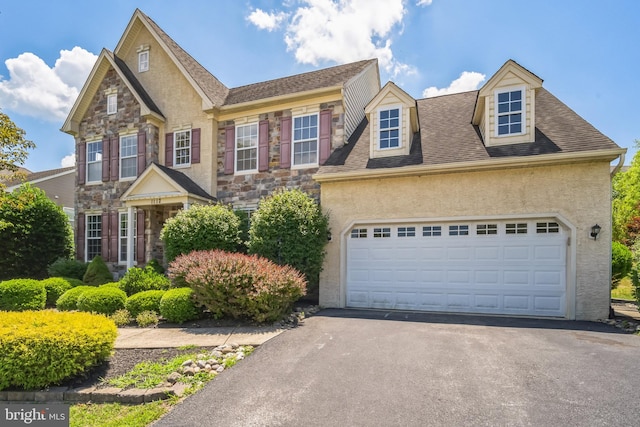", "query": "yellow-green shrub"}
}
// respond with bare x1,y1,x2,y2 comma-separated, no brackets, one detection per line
0,310,117,390
159,288,199,324
40,277,73,307
125,290,165,317
0,279,46,311
56,286,95,311
76,287,127,315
